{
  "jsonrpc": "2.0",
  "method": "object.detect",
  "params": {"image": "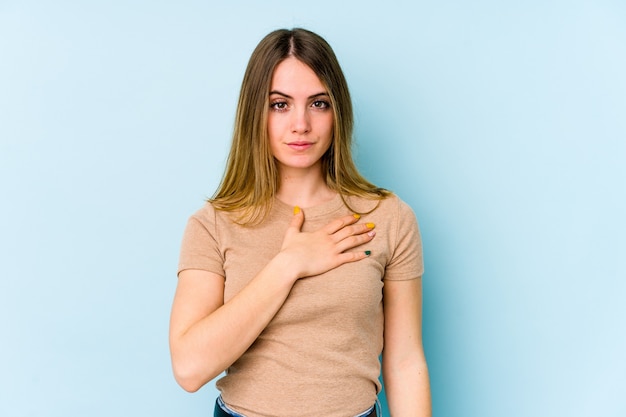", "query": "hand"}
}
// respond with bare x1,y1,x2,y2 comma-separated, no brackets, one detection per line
279,208,376,279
